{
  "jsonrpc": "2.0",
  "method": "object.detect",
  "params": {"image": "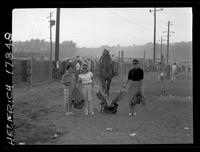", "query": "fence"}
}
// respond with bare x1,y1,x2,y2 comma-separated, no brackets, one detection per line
13,58,30,84
13,51,52,87
115,50,146,86
30,51,51,87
